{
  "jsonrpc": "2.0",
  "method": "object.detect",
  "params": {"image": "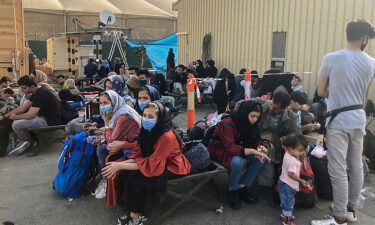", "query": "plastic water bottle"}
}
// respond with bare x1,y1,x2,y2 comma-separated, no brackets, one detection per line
10,135,17,150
